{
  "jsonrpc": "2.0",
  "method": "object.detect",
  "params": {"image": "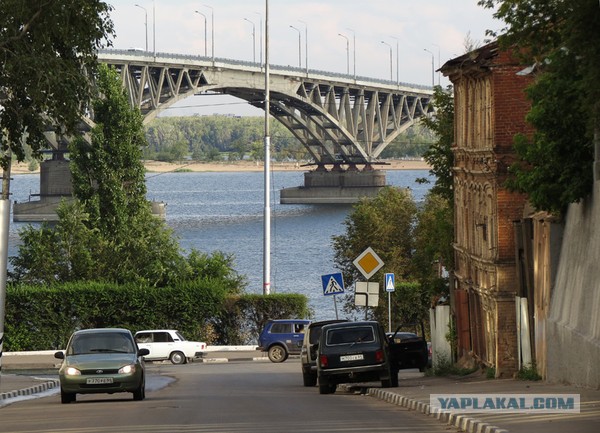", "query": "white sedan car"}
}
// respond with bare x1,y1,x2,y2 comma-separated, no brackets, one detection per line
134,330,206,364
